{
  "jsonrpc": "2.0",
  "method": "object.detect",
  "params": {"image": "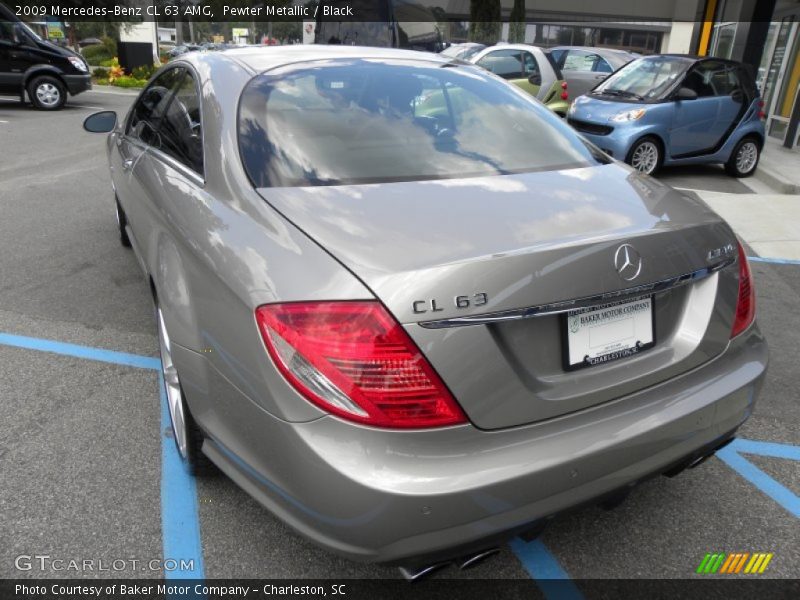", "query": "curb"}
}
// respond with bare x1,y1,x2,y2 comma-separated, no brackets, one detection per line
754,164,800,194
